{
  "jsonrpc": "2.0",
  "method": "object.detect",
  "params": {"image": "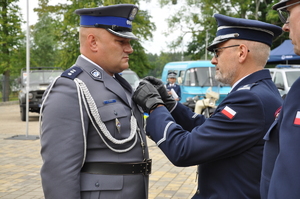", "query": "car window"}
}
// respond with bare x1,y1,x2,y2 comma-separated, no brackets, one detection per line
183,67,226,87
285,71,300,87
178,70,185,84
121,71,140,89
274,72,284,88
